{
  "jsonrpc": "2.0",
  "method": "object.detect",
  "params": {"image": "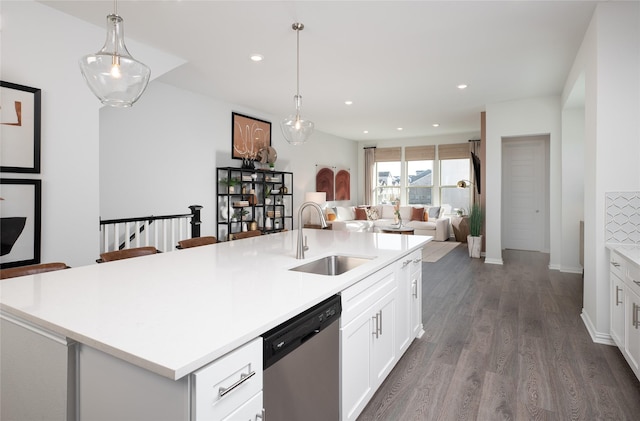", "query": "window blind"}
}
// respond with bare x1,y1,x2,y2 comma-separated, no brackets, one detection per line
438,143,470,160
374,147,401,162
405,145,435,161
